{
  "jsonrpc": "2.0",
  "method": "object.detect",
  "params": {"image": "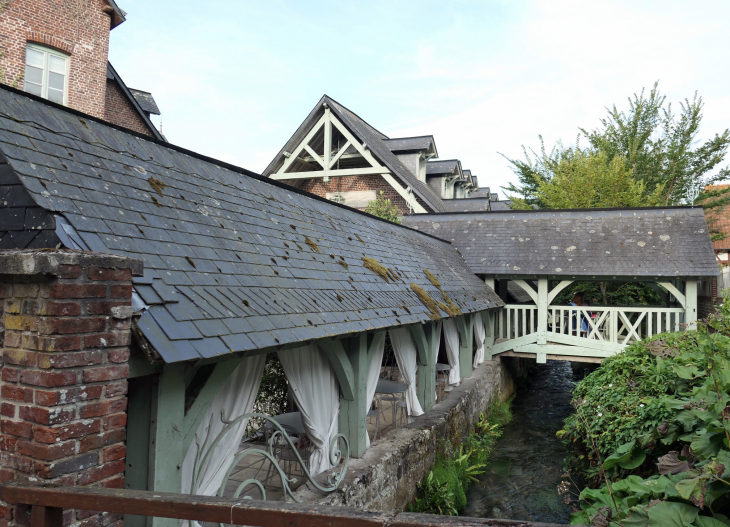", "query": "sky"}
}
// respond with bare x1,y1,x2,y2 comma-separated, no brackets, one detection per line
109,0,730,200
